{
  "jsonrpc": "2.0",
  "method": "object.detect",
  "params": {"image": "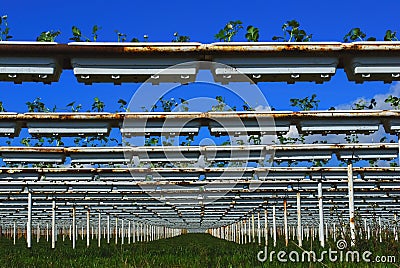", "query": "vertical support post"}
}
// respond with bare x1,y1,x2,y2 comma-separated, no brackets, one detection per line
52,200,56,249
252,214,255,243
128,221,131,244
318,181,325,248
121,219,124,245
257,212,261,245
72,206,76,249
107,215,110,244
333,223,336,242
27,191,32,249
37,223,40,243
98,213,101,248
283,199,288,247
264,209,268,246
347,162,356,247
272,205,277,247
297,192,302,247
13,222,16,245
86,209,90,248
115,218,118,245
